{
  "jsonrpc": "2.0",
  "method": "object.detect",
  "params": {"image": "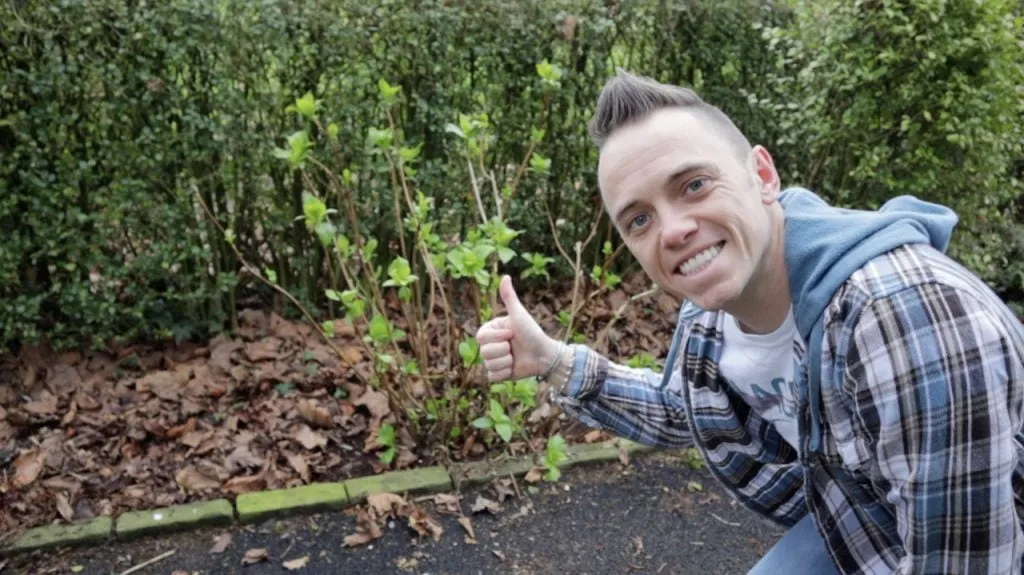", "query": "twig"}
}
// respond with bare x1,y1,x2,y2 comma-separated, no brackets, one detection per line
118,549,176,575
280,538,295,560
508,472,523,499
466,155,488,223
709,512,740,527
595,287,660,350
191,188,370,387
543,197,574,268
